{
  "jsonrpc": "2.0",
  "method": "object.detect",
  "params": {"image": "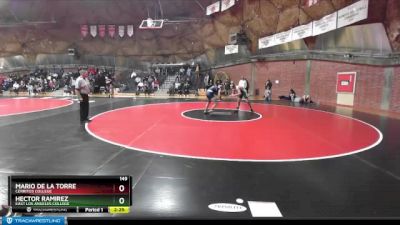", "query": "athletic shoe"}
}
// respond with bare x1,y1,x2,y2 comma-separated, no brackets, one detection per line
81,119,92,123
